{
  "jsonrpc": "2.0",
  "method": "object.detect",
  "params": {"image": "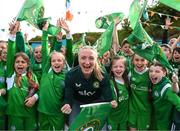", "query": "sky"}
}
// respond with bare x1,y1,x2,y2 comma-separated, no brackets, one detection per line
0,0,154,40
